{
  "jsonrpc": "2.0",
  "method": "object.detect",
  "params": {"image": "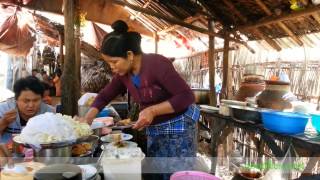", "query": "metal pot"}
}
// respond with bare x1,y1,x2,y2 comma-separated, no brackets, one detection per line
34,146,72,164
256,80,294,110
230,105,262,124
